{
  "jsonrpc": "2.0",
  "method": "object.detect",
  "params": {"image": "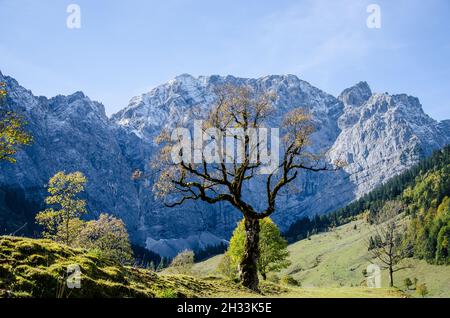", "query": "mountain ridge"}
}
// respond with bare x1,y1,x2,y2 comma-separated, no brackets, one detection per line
1,71,449,257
